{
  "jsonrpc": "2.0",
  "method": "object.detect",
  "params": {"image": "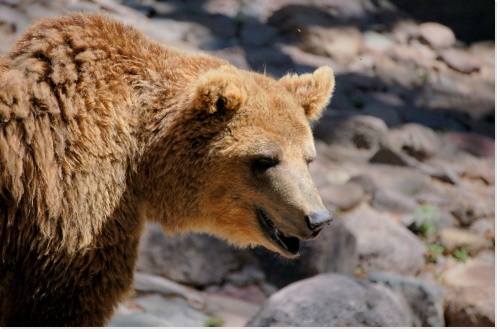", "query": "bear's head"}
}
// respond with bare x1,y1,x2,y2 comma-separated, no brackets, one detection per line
145,65,335,258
